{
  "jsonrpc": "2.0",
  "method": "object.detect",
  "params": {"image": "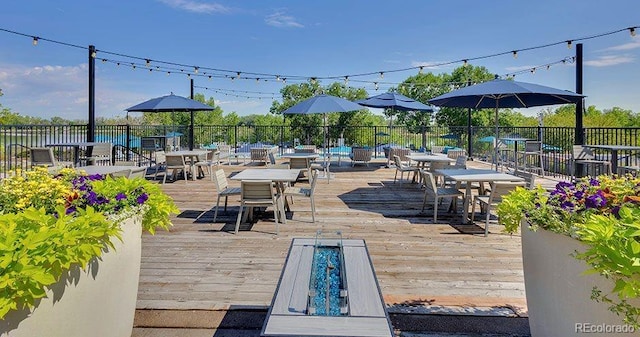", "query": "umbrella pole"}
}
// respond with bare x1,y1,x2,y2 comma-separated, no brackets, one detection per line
494,103,499,171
